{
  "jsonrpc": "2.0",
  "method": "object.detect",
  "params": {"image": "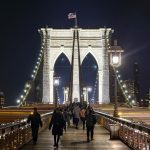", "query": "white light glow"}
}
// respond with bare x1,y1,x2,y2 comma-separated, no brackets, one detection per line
118,74,121,78
112,55,119,64
123,84,126,88
54,79,59,86
17,99,20,103
25,83,30,88
87,87,92,92
64,90,67,94
31,74,34,78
